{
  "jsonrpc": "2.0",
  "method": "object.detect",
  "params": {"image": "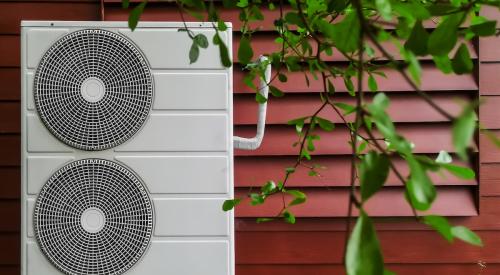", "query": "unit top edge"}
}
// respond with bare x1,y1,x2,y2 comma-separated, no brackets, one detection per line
20,21,233,29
